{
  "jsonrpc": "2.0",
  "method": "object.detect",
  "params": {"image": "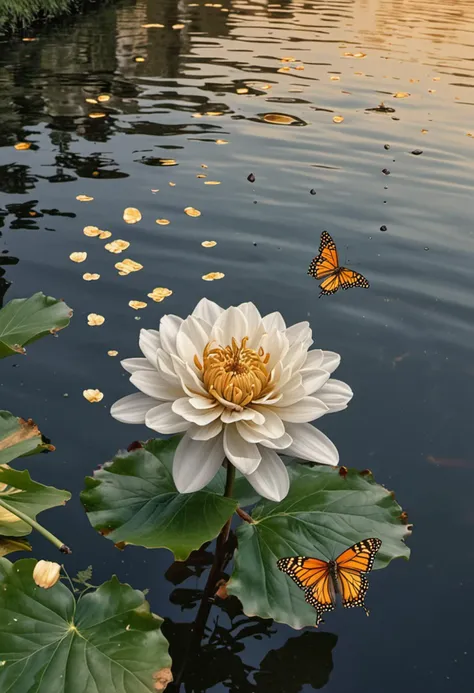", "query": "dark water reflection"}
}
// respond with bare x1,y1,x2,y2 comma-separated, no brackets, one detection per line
1,0,474,690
